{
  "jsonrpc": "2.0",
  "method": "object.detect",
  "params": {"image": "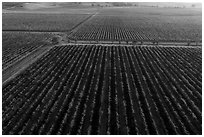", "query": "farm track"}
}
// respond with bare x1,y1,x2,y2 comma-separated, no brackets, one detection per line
62,43,201,48
2,44,202,135
67,40,201,46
